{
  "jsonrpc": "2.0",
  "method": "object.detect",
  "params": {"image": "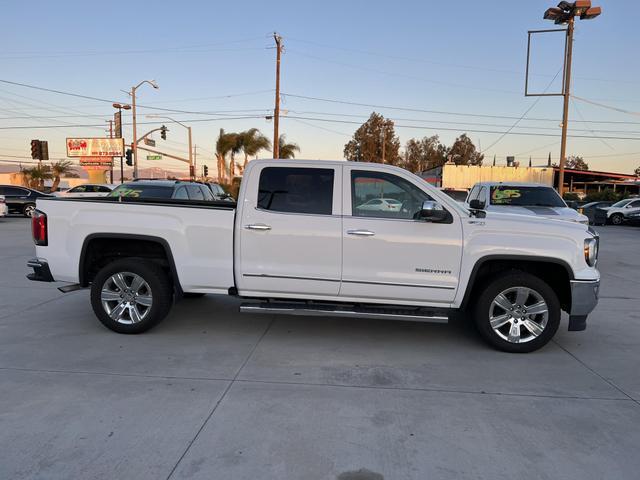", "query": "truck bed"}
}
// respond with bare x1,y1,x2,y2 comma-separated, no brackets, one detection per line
35,196,236,294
